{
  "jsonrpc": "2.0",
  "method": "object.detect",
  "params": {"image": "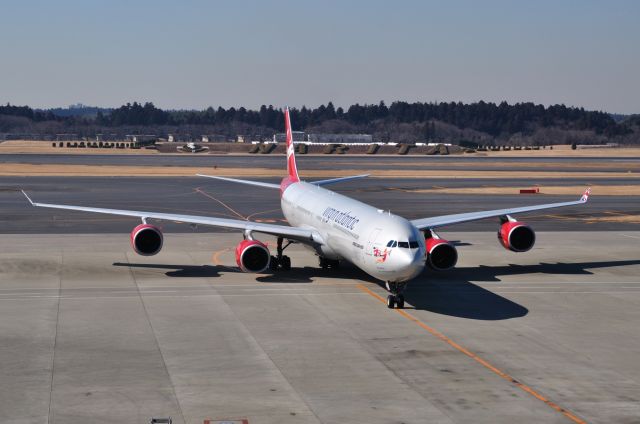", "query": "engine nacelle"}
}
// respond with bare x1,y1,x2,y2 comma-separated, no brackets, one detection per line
425,238,458,271
498,221,536,252
235,239,270,273
130,224,163,256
